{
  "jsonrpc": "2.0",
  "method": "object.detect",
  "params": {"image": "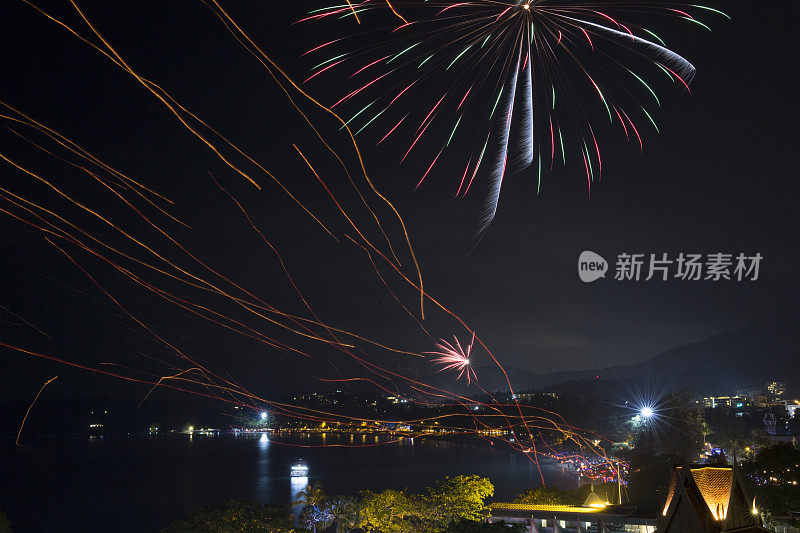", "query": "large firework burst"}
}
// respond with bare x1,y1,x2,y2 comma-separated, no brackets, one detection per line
301,1,728,230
